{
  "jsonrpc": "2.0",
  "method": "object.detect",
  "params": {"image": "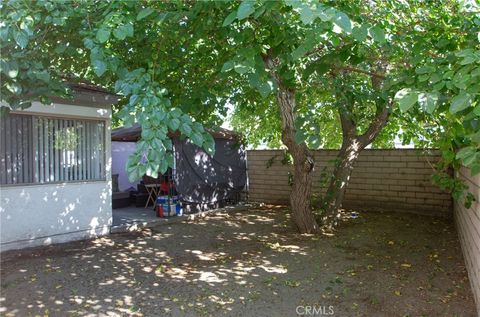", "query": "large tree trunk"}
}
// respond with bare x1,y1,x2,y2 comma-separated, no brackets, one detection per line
321,105,390,229
264,53,319,233
289,147,318,233
277,86,319,233
322,138,359,228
